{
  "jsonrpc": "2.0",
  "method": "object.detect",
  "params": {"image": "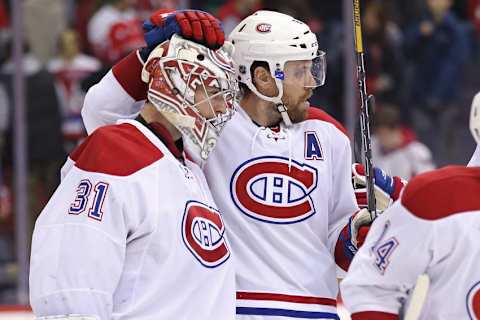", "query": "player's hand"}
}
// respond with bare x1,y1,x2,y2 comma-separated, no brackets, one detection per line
348,209,373,250
352,163,407,211
142,9,224,58
337,209,374,262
